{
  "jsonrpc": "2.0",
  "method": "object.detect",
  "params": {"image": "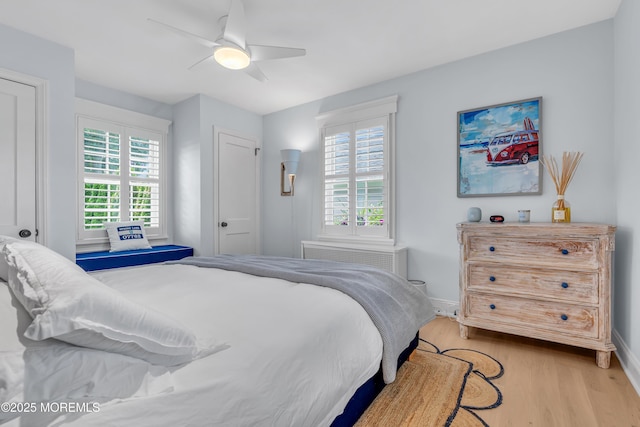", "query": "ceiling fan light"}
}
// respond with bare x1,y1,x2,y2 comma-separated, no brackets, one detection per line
214,46,251,70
